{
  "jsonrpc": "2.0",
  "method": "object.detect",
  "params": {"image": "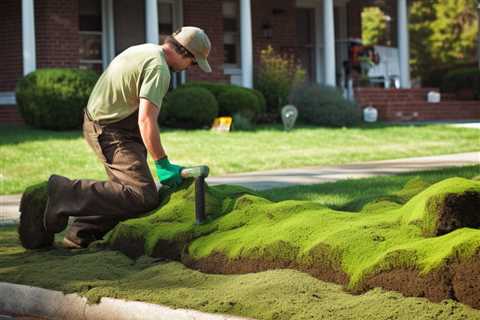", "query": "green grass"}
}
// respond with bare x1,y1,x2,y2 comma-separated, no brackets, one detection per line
1,123,479,194
1,226,479,320
2,167,480,319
